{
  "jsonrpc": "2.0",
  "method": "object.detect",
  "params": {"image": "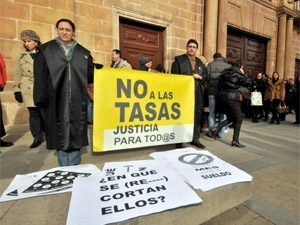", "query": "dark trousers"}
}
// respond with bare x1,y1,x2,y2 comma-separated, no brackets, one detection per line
263,100,270,118
295,98,299,123
193,83,203,144
270,99,280,121
216,98,242,141
0,99,5,138
28,107,44,141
